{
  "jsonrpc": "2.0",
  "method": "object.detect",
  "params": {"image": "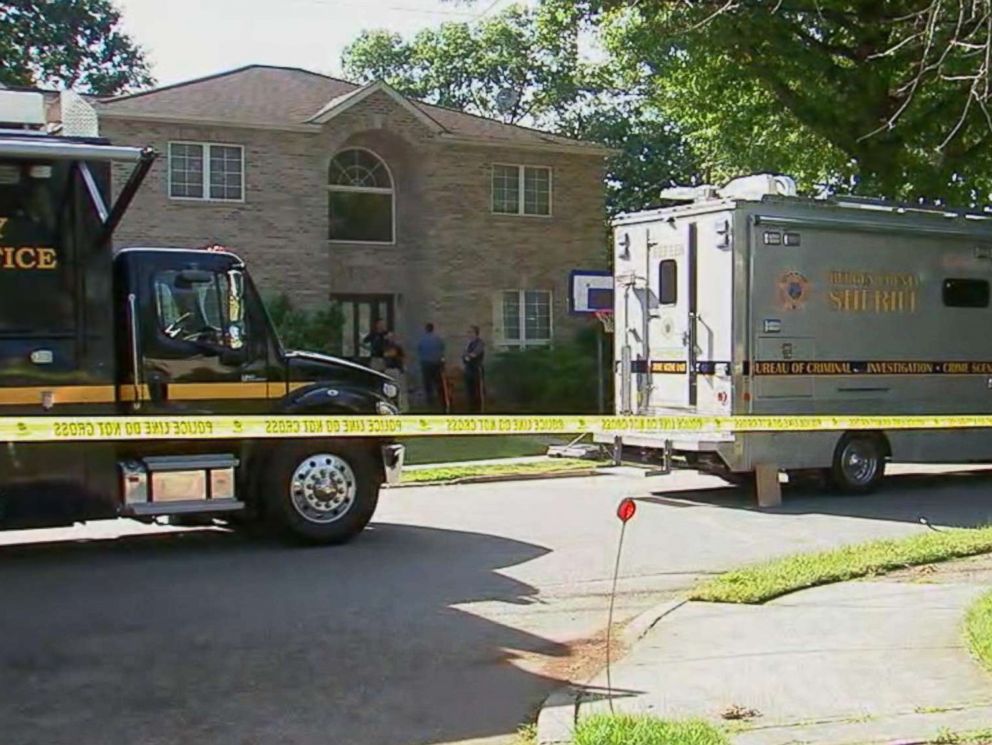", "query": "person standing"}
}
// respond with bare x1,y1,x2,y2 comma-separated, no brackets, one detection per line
417,322,447,410
383,331,409,411
362,318,388,372
462,325,486,413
